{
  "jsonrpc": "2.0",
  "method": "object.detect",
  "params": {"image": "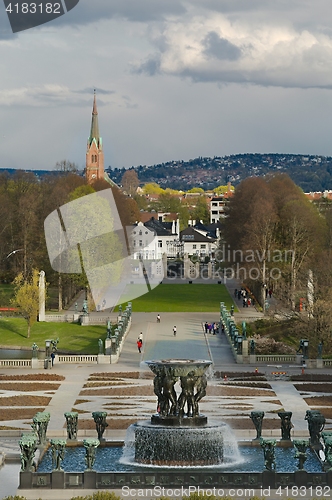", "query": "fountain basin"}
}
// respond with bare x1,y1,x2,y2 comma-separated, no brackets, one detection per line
36,443,322,473
146,359,212,378
134,421,226,466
